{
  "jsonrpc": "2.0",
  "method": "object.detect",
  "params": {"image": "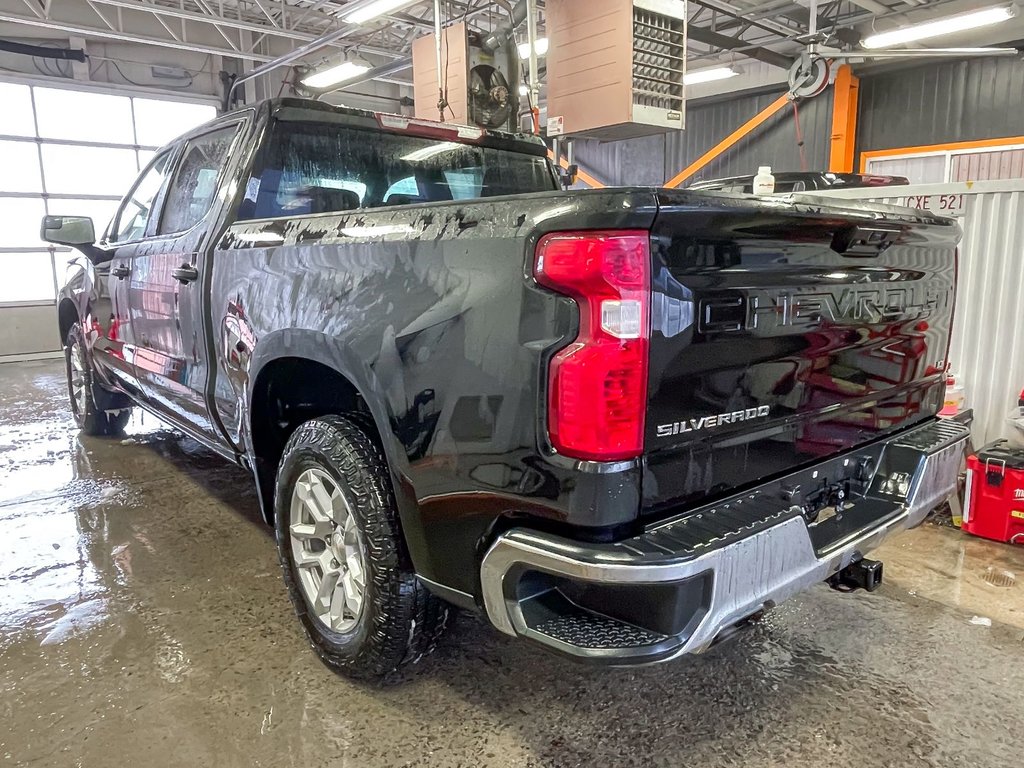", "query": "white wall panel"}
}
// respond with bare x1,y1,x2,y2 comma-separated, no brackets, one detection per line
811,179,1024,446
0,304,61,358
